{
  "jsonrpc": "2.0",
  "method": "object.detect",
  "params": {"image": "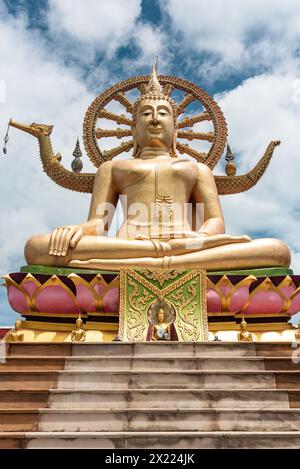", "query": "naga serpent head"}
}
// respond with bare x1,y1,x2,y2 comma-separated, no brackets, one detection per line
9,120,53,138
